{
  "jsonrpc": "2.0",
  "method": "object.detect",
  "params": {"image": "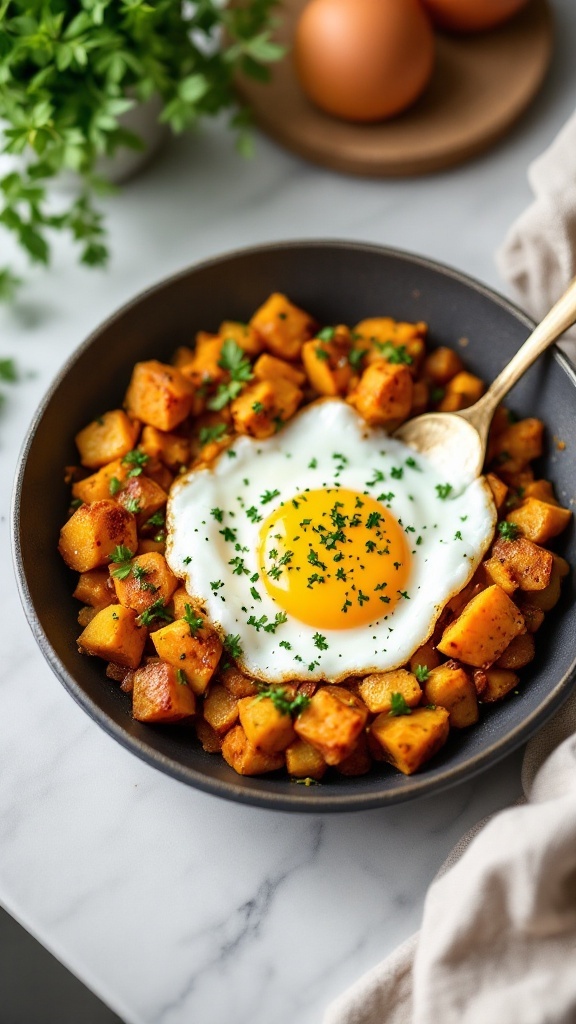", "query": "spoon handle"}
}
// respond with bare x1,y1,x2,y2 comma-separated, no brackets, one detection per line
461,275,576,437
